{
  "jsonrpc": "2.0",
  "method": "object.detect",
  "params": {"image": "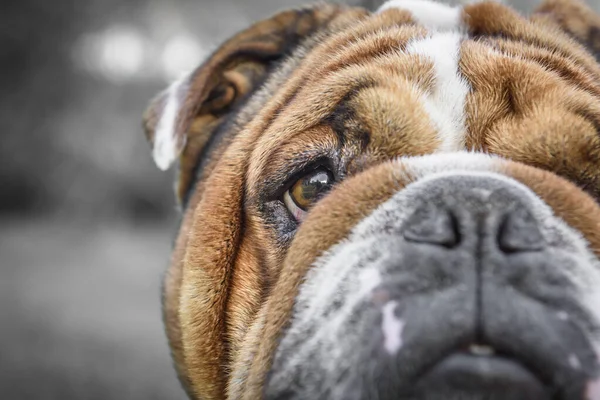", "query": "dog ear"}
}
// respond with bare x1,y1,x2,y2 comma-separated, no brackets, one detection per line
143,5,347,201
148,5,367,399
533,0,600,59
